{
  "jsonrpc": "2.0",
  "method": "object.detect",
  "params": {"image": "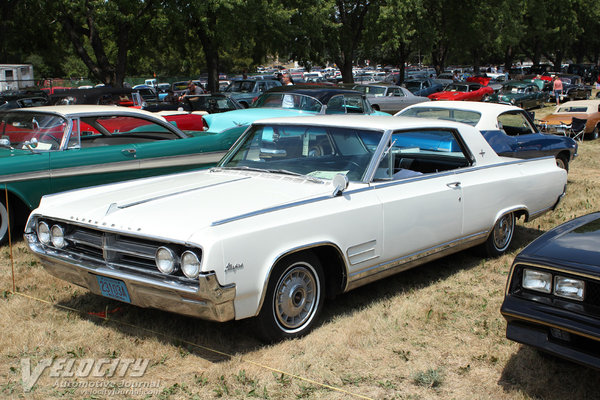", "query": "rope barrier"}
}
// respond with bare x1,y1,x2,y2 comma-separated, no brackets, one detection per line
10,290,374,400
